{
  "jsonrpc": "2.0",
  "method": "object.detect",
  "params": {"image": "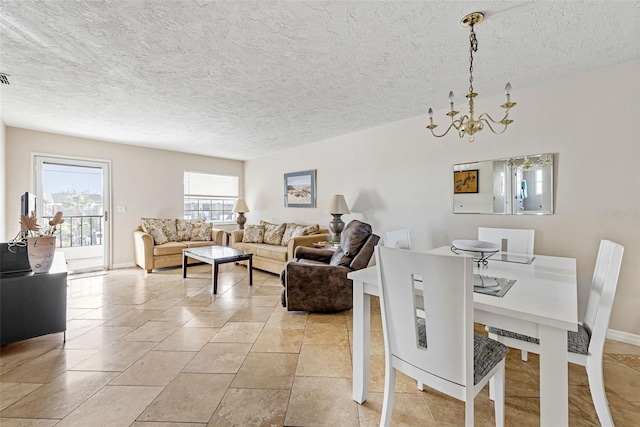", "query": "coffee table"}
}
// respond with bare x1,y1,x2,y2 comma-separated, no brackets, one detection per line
182,246,253,294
